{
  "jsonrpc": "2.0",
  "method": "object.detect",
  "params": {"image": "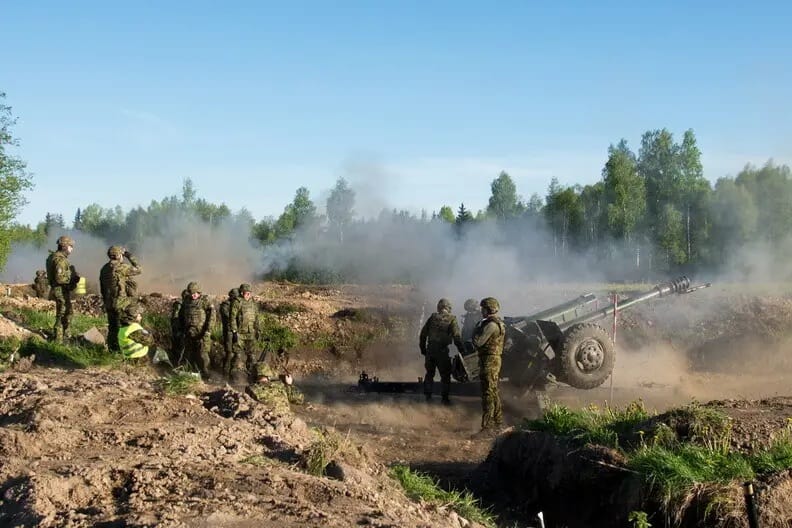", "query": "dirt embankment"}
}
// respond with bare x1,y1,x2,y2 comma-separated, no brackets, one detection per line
0,367,483,528
472,398,792,528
